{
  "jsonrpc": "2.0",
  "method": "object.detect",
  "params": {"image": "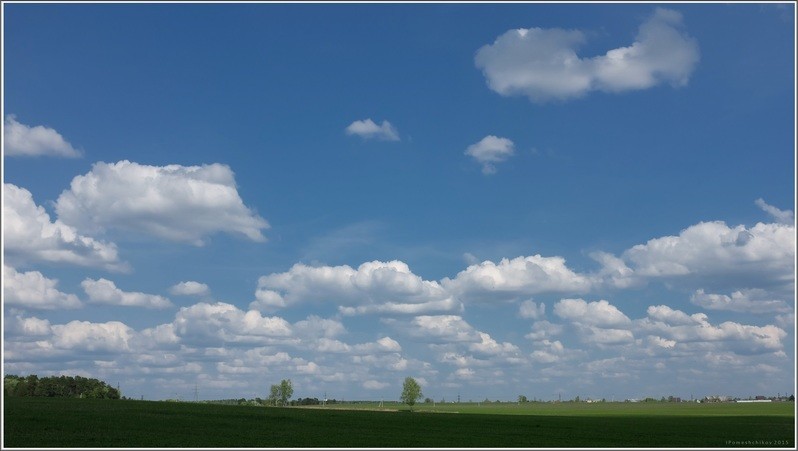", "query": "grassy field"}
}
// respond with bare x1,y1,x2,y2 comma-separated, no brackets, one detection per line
3,397,795,448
